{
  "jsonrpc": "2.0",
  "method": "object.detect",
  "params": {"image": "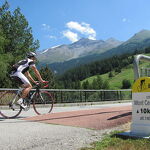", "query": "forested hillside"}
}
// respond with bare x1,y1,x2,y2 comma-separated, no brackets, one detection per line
57,48,150,89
